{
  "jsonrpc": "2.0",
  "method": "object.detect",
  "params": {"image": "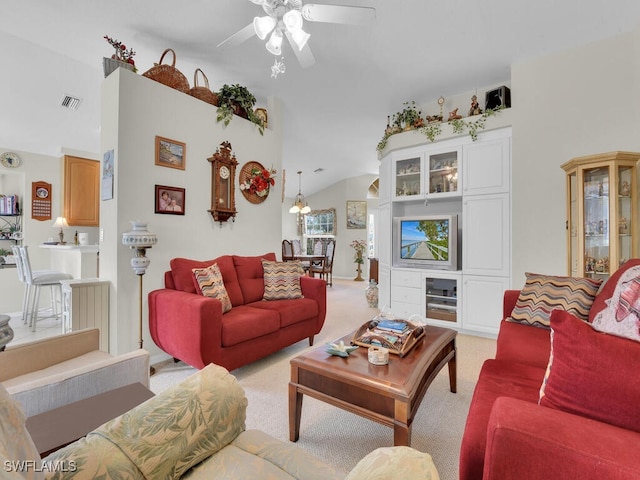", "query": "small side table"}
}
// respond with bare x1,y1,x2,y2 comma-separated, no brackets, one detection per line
26,382,154,457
